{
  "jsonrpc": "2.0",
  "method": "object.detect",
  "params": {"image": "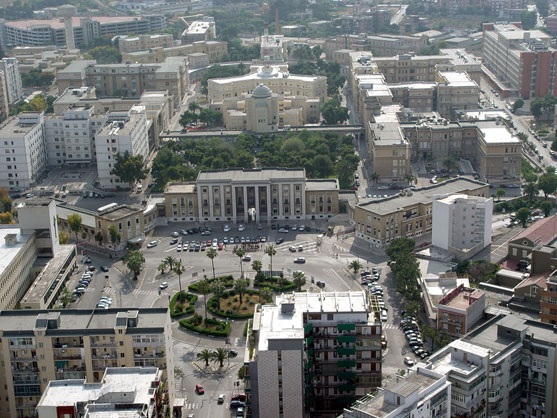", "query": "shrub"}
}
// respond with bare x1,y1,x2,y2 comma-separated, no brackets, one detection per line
169,292,197,318
253,276,296,292
188,275,234,292
206,290,259,319
179,317,230,336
